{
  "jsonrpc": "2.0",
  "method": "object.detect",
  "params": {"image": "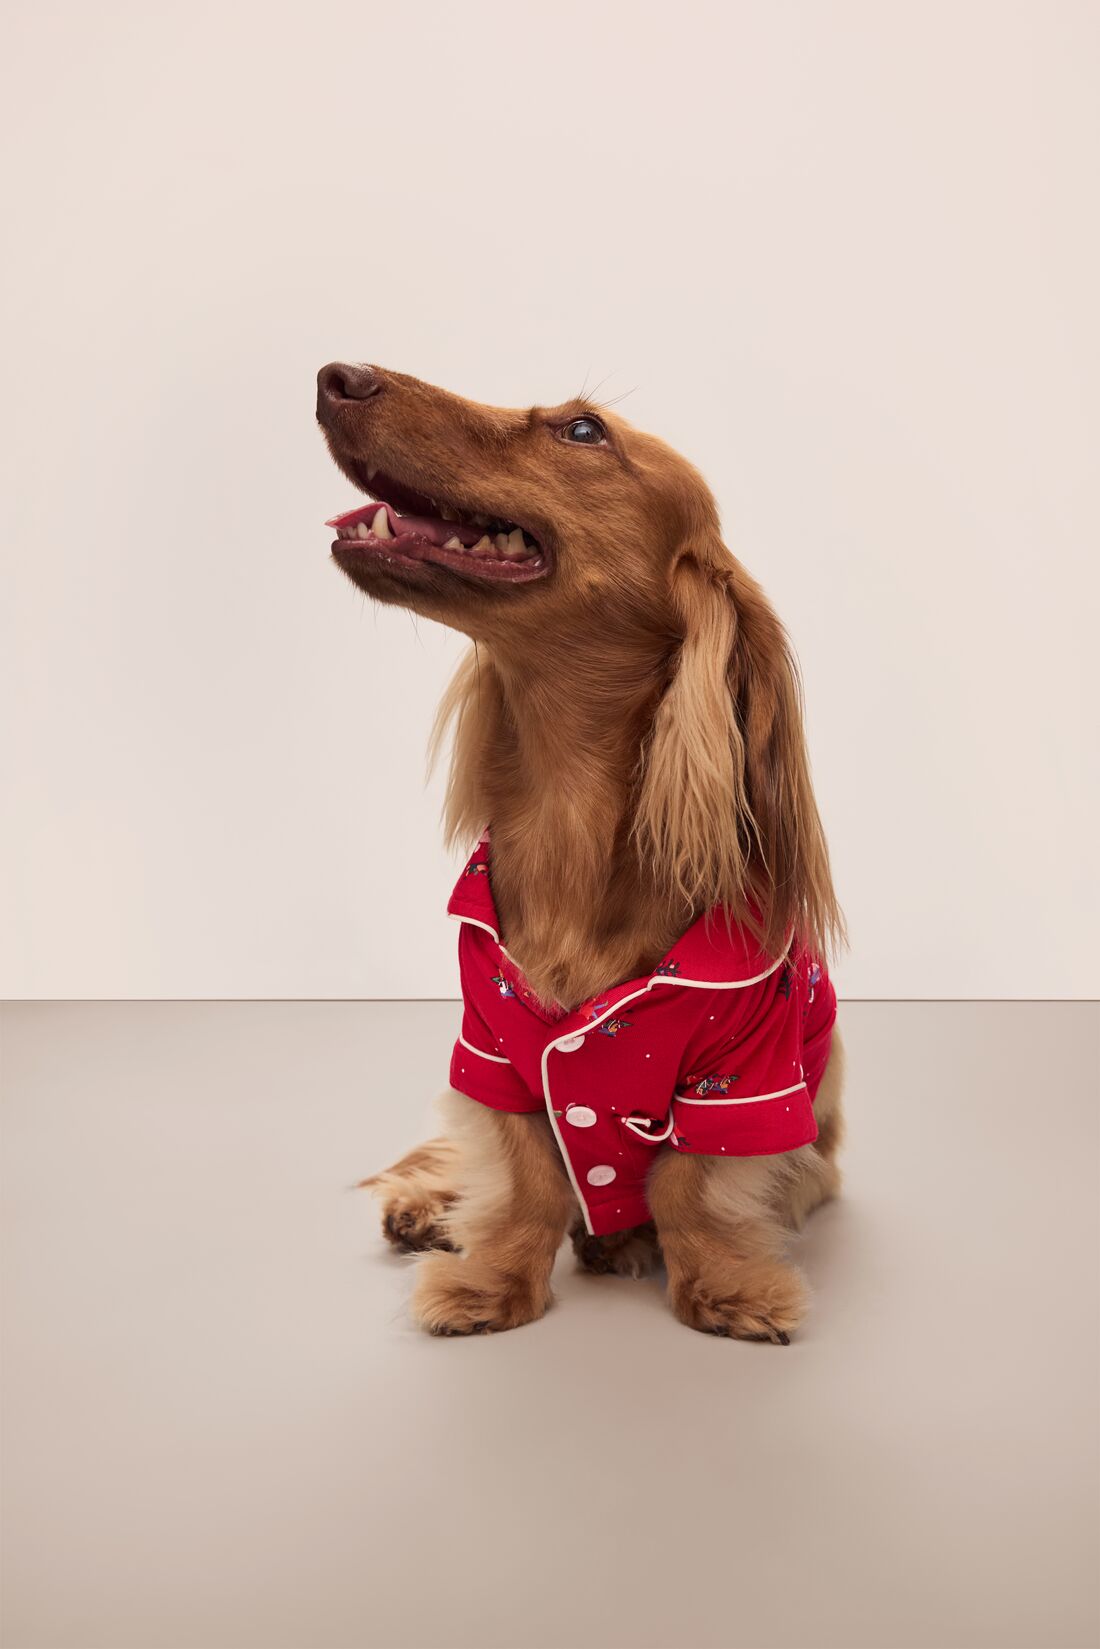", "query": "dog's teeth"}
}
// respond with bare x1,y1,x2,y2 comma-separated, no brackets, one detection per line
443,535,463,550
372,507,392,540
494,533,510,554
353,521,368,538
471,535,493,556
440,506,457,521
504,528,527,560
472,513,489,528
